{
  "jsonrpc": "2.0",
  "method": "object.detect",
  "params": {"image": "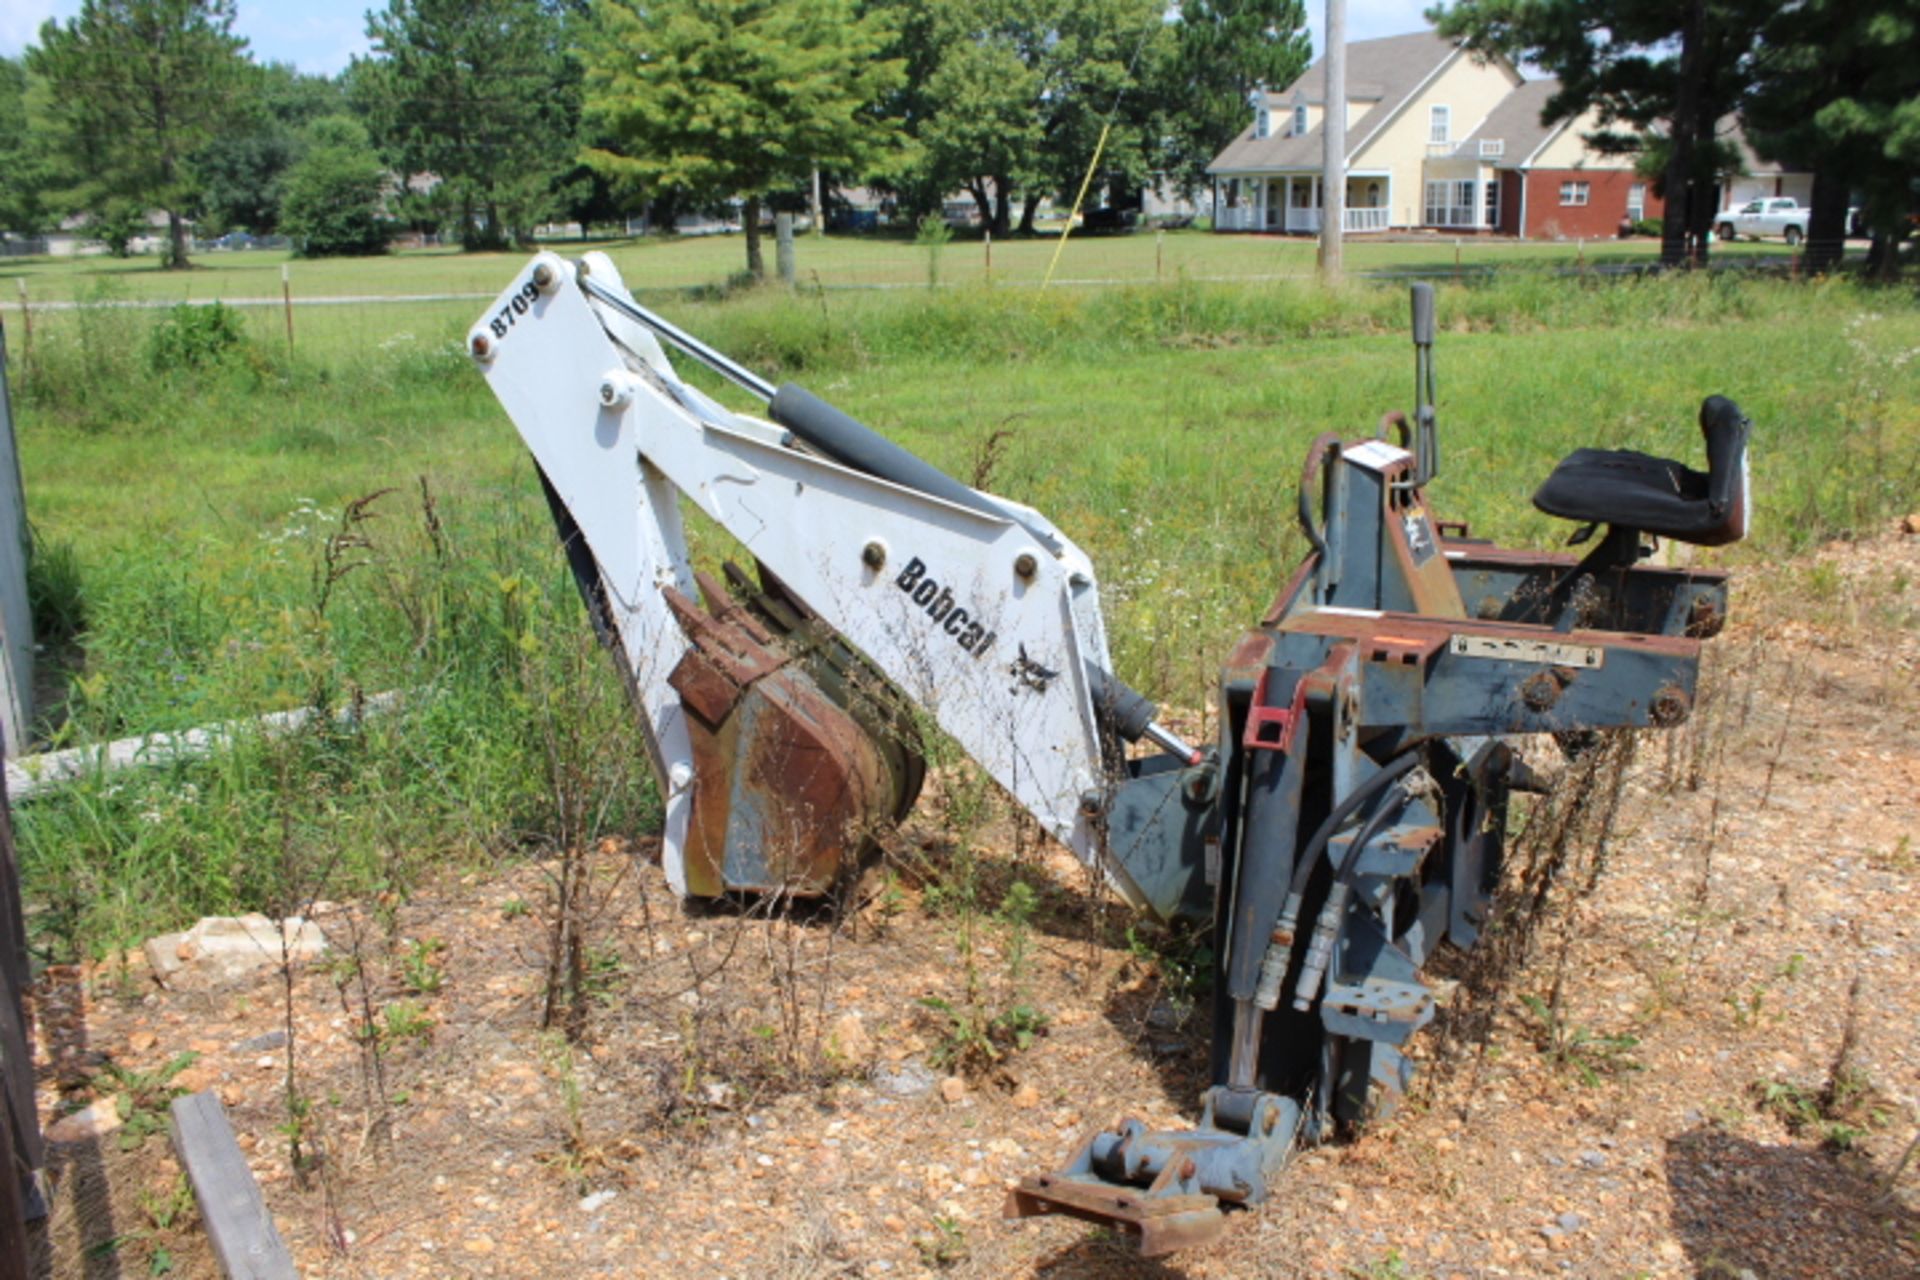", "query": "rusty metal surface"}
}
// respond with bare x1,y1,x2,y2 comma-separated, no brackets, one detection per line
1004,1176,1226,1257
663,580,903,897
